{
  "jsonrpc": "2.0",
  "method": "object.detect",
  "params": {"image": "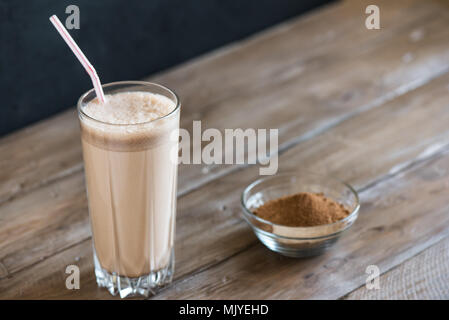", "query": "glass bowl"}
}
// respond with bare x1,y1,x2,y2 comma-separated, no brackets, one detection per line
241,171,360,257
